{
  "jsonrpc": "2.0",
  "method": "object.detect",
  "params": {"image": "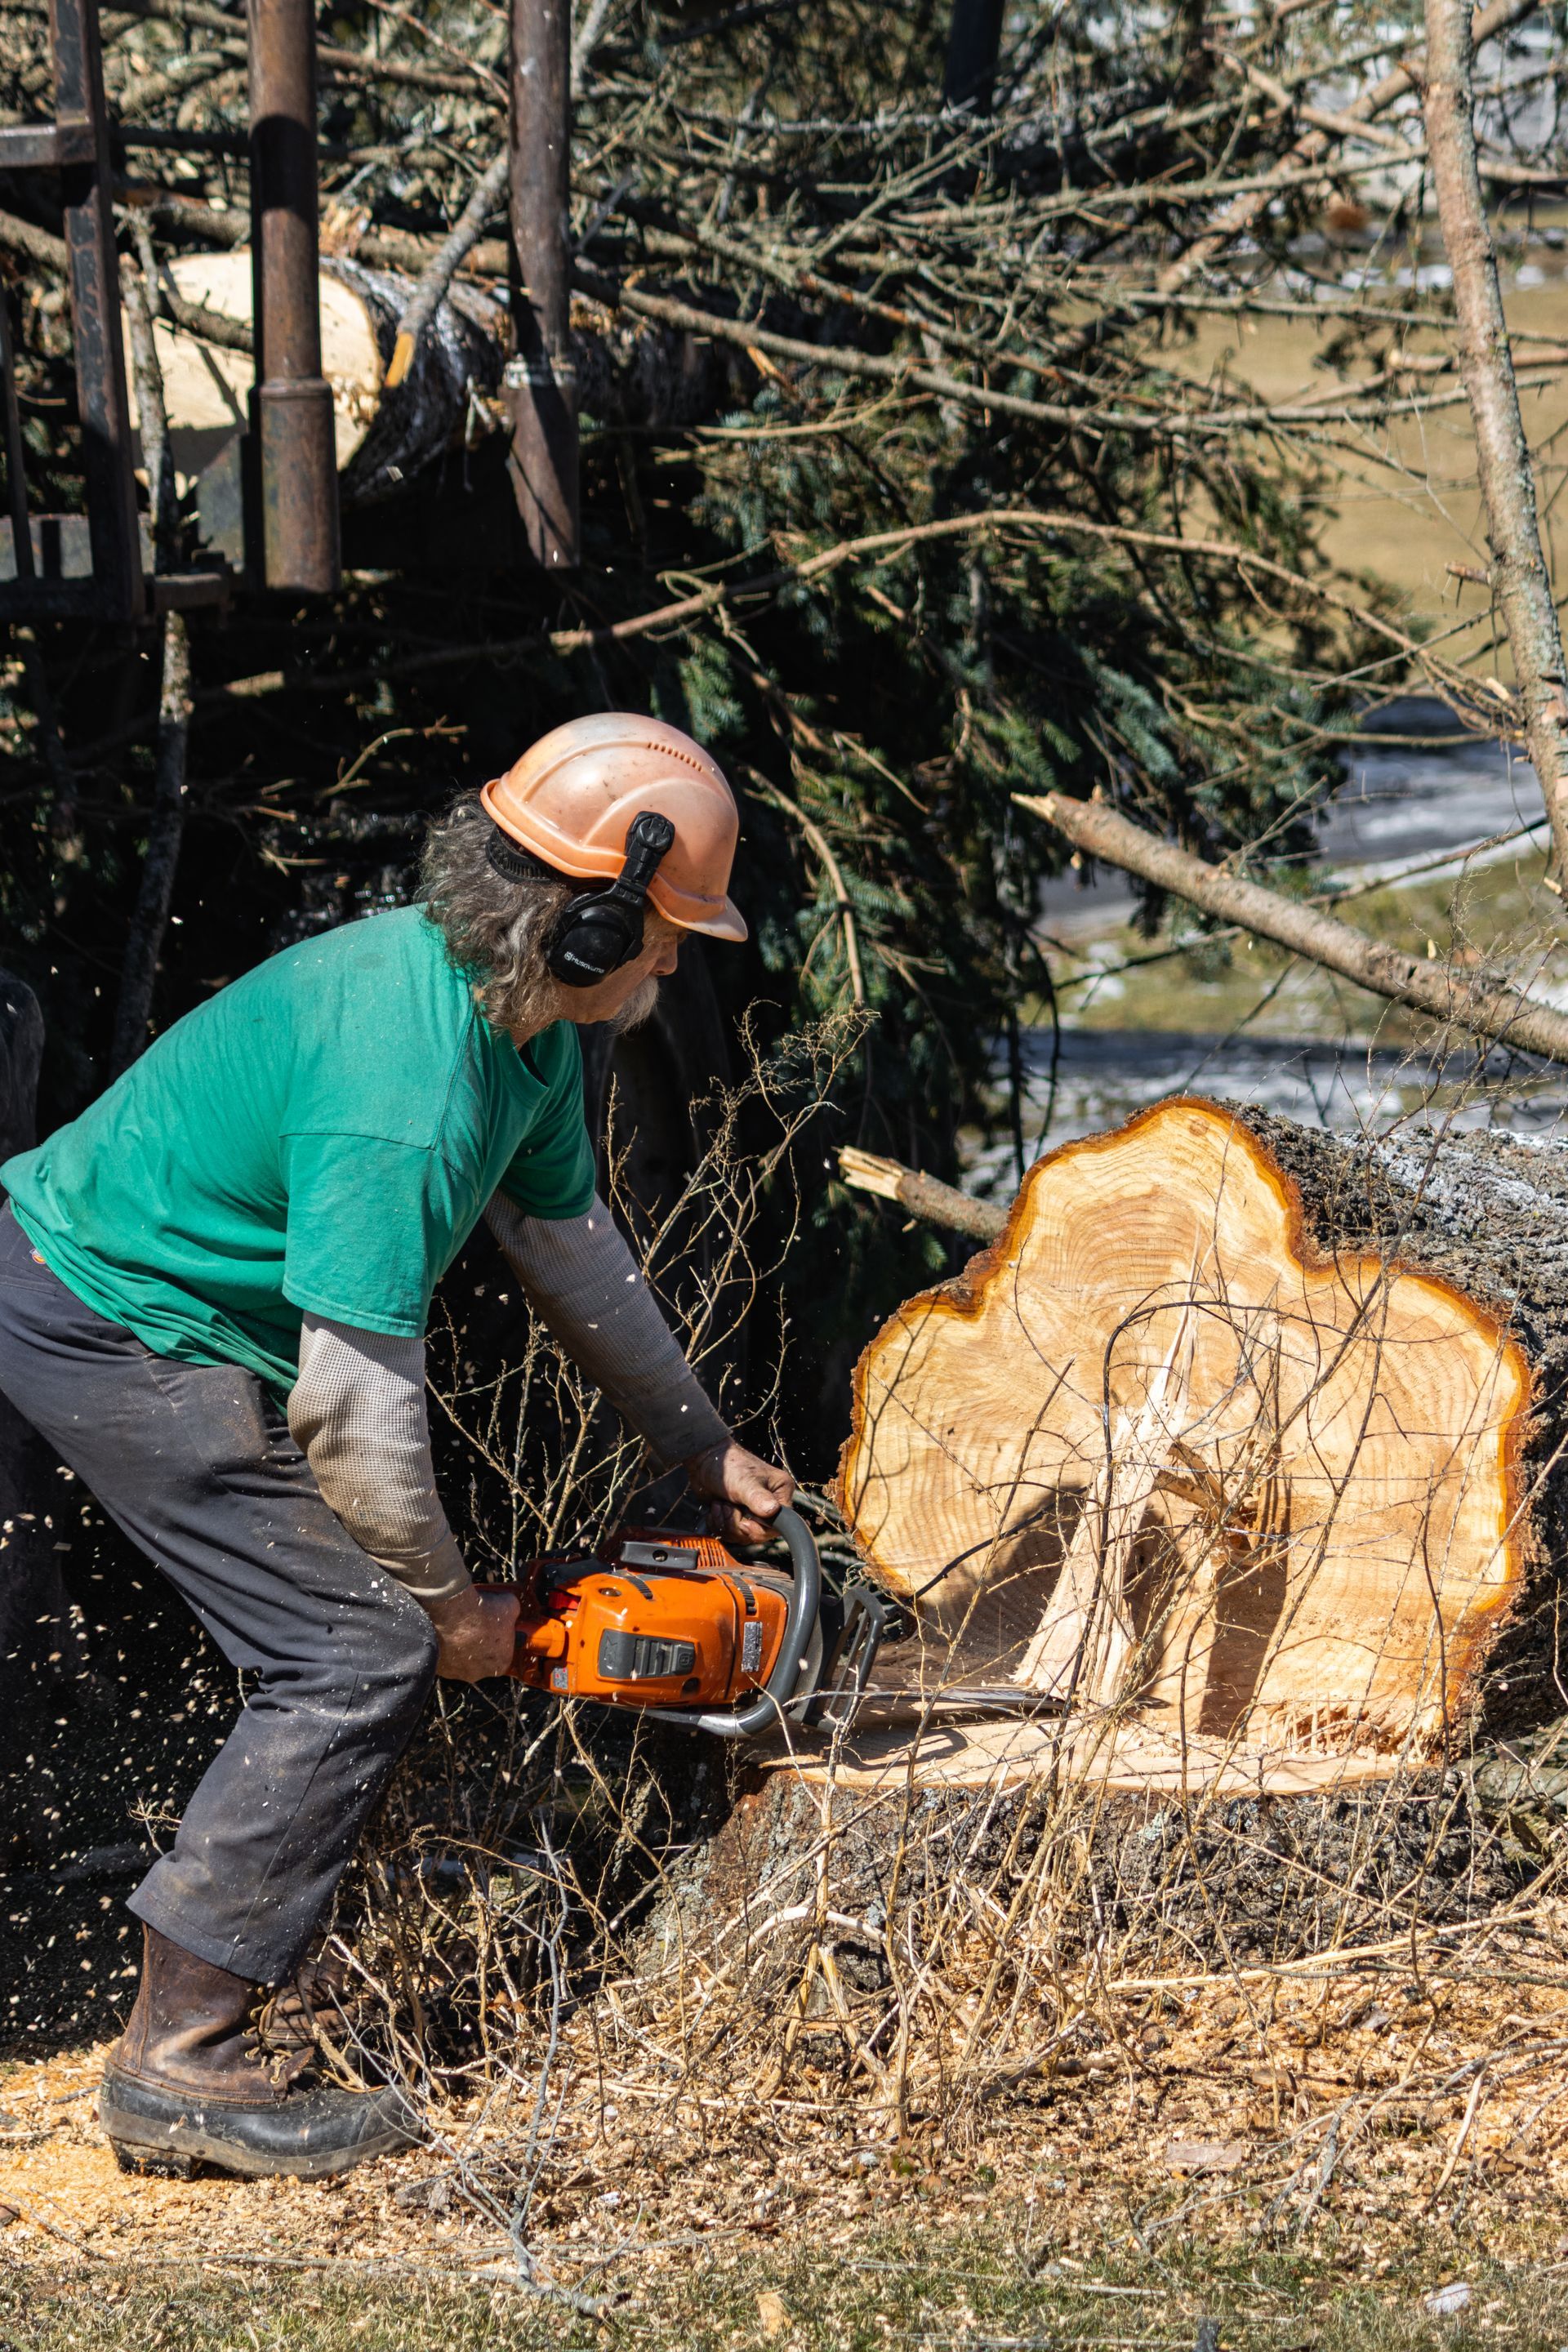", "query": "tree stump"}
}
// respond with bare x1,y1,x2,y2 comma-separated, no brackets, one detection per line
838,1097,1561,1776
